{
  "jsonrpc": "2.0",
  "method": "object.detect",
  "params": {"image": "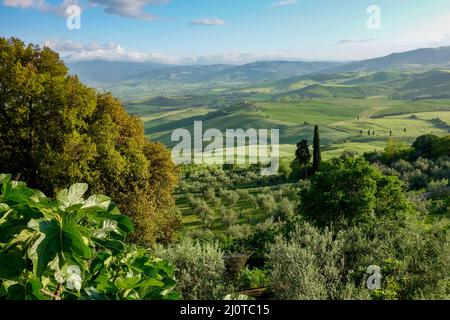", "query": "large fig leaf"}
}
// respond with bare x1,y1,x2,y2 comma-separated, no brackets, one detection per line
28,219,92,276
57,183,88,209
